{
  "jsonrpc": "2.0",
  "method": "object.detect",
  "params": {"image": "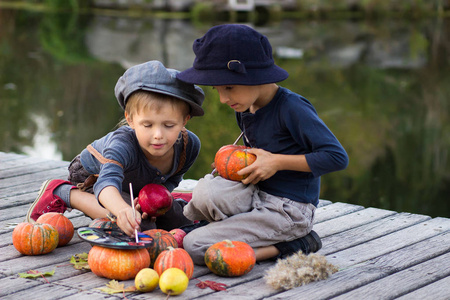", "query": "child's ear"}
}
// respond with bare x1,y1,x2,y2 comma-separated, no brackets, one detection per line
125,111,134,128
183,115,191,126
